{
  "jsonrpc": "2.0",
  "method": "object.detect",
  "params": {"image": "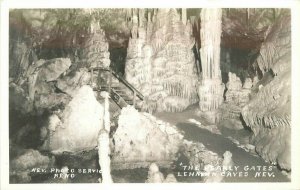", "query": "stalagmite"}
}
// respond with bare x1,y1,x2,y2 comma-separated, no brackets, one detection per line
222,151,234,169
145,163,165,183
98,91,113,183
80,20,110,69
60,166,69,182
197,8,225,123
